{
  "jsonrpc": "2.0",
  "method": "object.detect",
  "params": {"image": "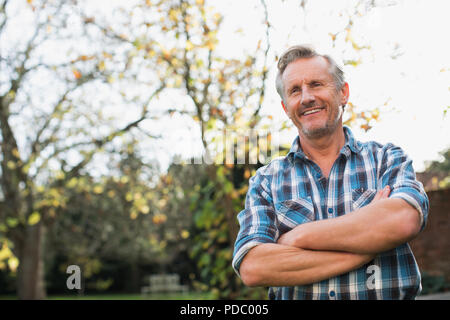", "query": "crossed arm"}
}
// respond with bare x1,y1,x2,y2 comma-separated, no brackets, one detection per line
239,186,422,287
